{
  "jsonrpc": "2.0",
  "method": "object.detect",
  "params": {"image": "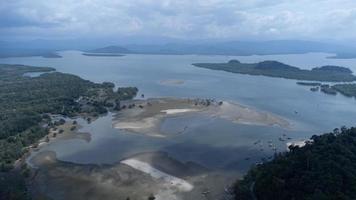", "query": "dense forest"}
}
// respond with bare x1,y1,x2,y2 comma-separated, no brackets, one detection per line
332,84,356,97
234,127,356,200
0,64,138,199
193,60,356,82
